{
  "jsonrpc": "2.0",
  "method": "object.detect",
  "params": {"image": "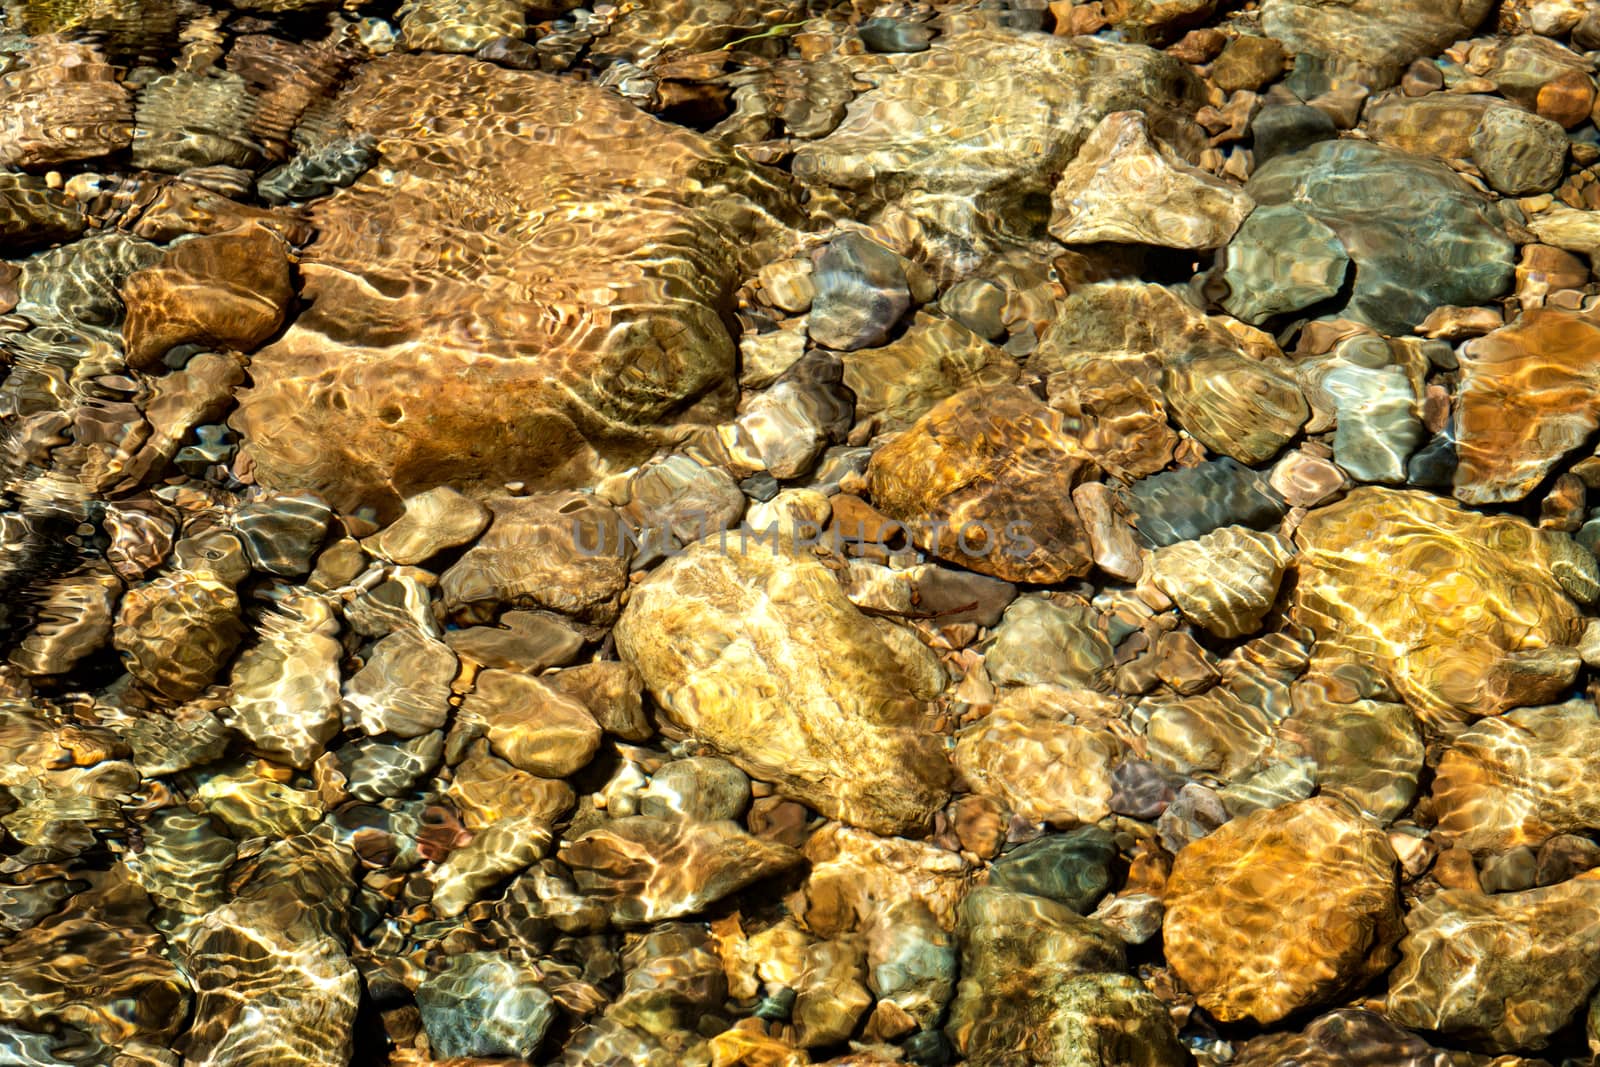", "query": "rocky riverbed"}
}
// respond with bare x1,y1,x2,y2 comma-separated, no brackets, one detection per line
1,0,1600,1064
